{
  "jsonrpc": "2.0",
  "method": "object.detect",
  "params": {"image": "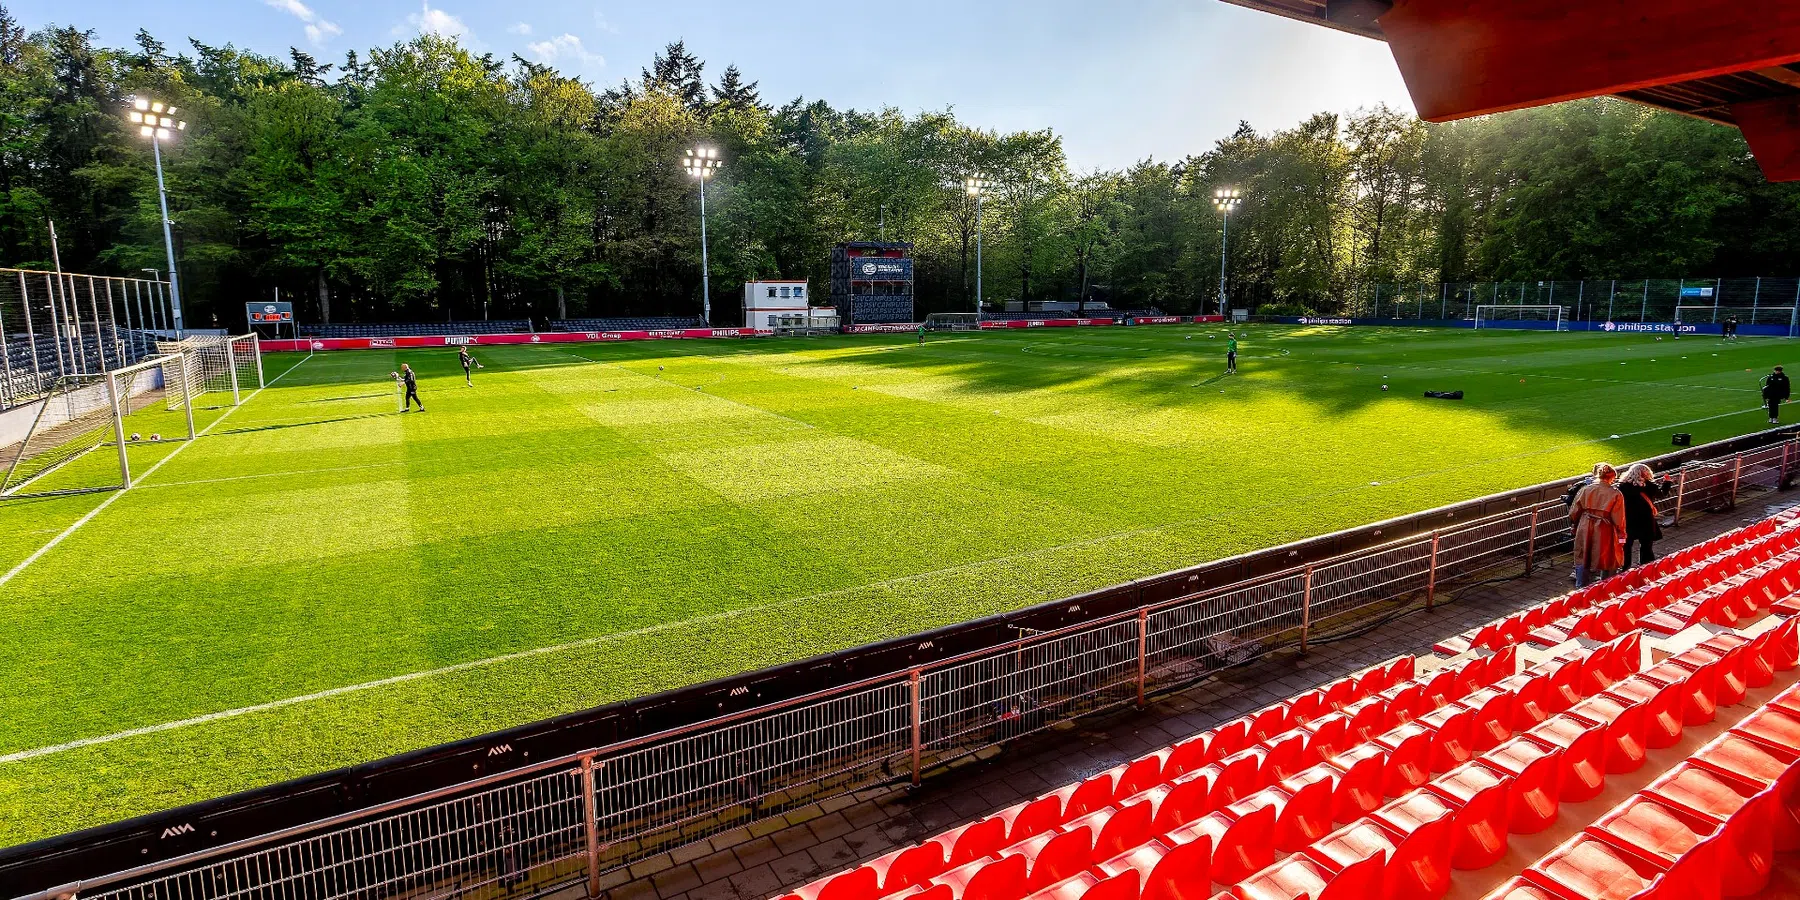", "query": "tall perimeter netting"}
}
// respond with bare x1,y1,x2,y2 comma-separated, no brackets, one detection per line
0,354,195,497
